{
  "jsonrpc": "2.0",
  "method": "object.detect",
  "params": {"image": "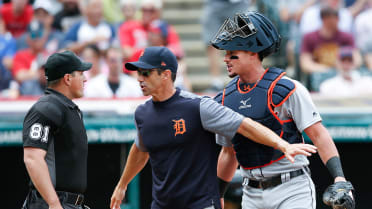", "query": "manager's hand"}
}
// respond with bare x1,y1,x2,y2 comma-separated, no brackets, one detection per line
283,143,317,163
110,186,127,209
